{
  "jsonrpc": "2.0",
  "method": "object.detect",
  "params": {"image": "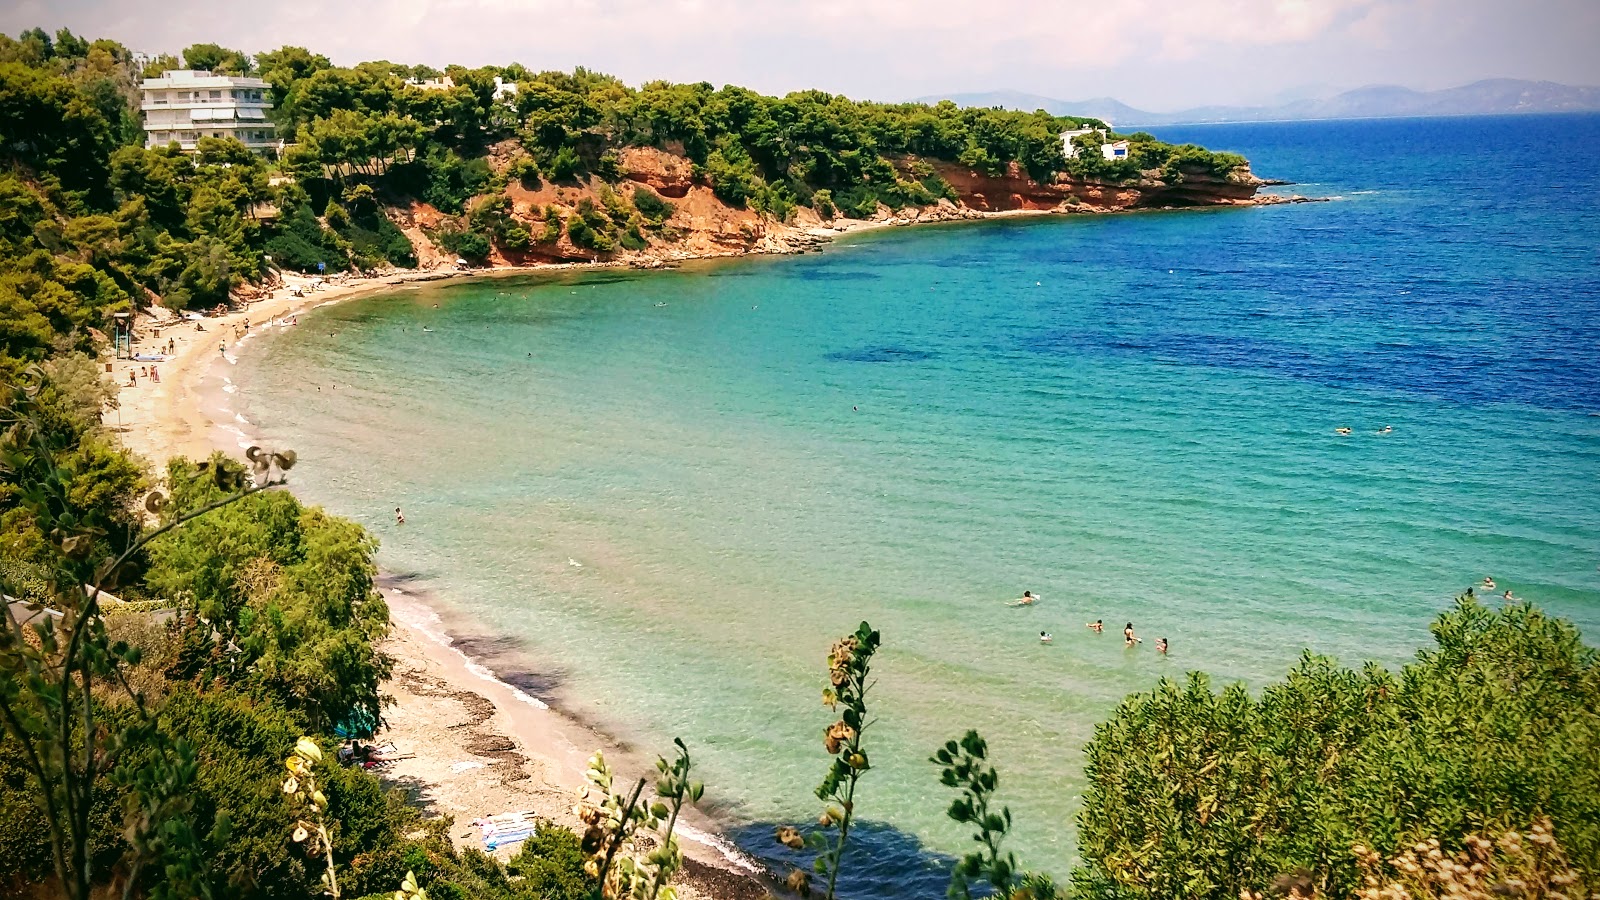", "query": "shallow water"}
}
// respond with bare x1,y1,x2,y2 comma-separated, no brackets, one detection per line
236,114,1600,893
